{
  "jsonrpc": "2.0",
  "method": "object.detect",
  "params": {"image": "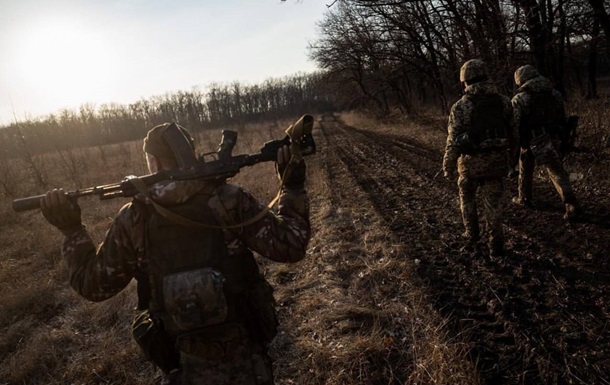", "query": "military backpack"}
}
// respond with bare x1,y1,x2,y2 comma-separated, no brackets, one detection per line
455,94,509,155
131,191,278,371
520,90,565,146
